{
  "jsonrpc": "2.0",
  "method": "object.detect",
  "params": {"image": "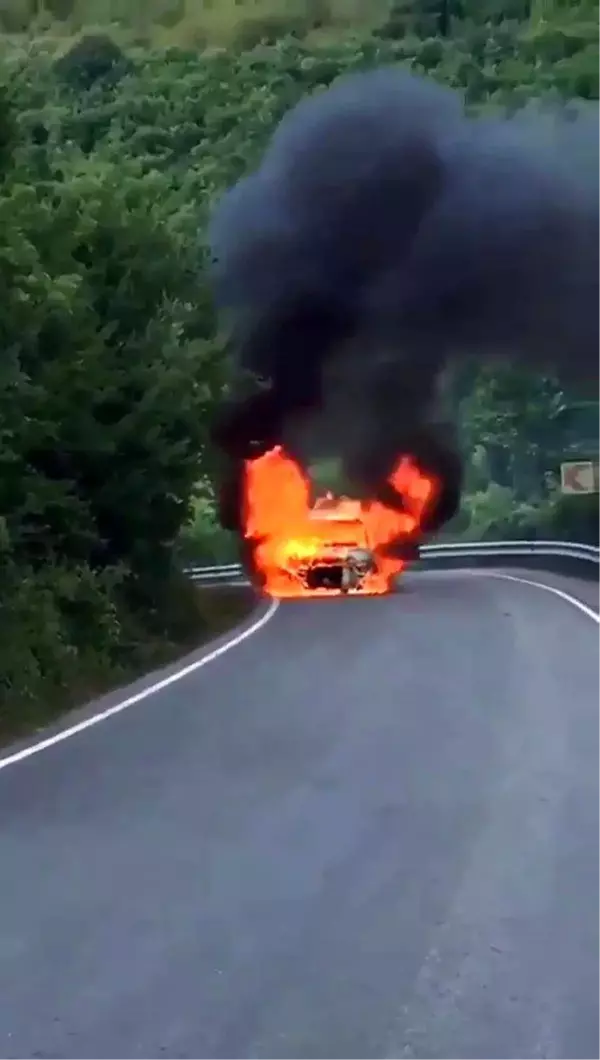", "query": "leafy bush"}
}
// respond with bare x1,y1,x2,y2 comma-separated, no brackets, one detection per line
535,491,599,544
177,492,240,566
458,484,535,540
54,33,133,90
